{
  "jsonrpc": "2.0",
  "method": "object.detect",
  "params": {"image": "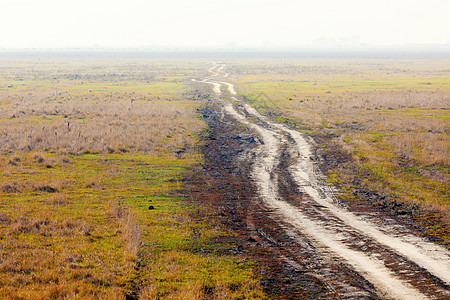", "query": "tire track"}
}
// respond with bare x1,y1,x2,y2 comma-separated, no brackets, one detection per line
195,62,450,299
